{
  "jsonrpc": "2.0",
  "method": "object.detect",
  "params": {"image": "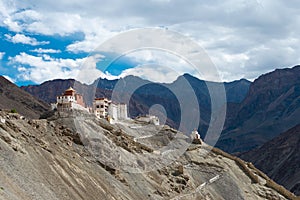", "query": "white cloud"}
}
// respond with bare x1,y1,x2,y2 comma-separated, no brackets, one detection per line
5,34,49,46
117,49,195,83
0,52,5,60
30,48,61,53
10,53,84,83
0,0,23,32
119,64,182,83
66,31,117,53
3,18,21,32
80,50,196,83
2,0,300,82
76,54,114,83
7,54,111,85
